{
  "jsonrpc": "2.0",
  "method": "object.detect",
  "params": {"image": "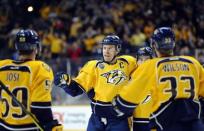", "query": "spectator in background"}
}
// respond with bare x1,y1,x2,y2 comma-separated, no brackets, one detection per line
70,17,82,38
67,40,82,61
49,31,65,59
130,28,146,48
144,21,155,40
2,0,204,60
